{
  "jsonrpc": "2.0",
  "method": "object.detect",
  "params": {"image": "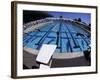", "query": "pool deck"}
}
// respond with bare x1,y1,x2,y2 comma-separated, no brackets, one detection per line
24,47,84,59
23,47,90,69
